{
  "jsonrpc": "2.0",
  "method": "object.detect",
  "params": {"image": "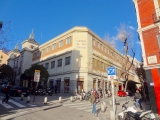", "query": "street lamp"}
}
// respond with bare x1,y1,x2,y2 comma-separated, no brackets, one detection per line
0,21,3,29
